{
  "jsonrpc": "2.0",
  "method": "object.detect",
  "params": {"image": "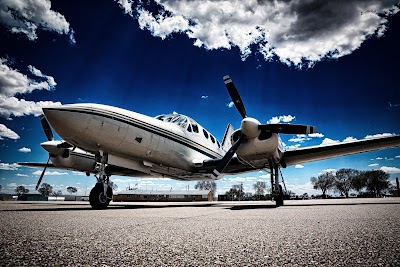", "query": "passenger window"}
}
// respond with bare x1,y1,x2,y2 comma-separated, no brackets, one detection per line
192,124,199,133
217,141,220,148
187,124,192,132
210,135,215,143
203,129,209,139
